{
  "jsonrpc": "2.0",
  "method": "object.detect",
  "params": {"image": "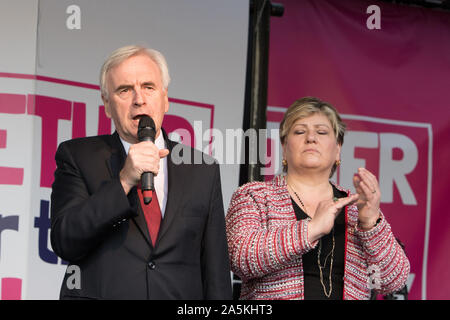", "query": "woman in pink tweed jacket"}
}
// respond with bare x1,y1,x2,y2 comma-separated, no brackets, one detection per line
226,97,410,300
